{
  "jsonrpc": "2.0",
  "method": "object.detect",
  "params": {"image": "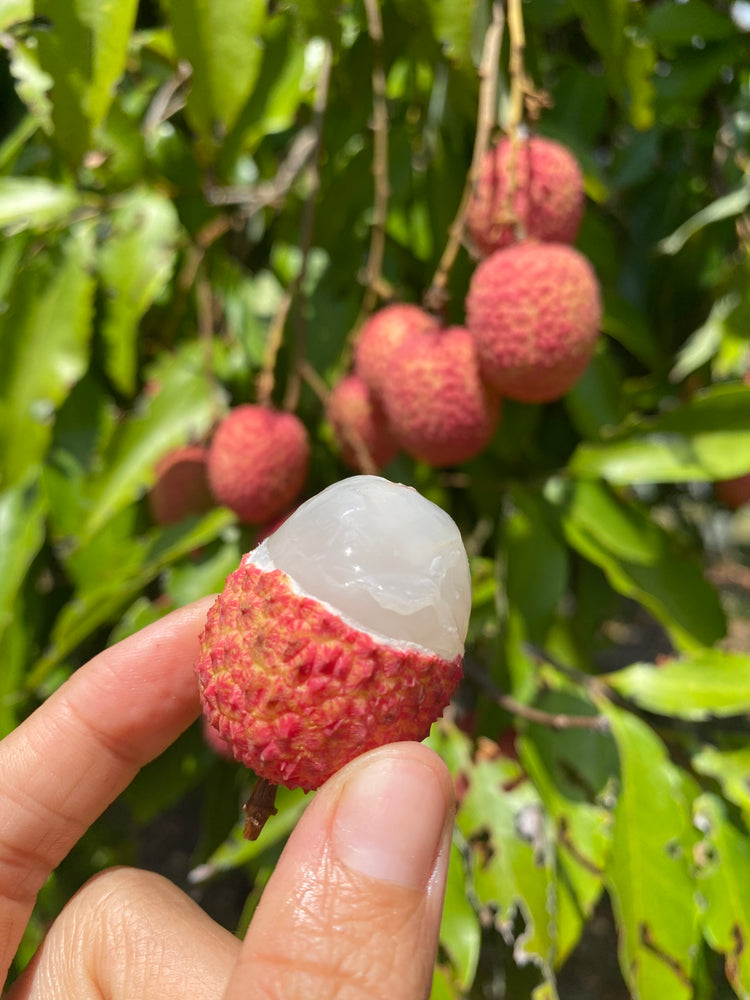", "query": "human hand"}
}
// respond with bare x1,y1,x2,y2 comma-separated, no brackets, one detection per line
1,597,455,999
